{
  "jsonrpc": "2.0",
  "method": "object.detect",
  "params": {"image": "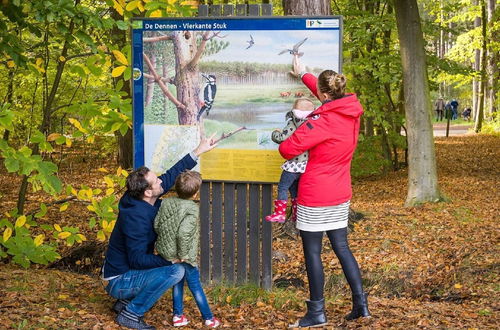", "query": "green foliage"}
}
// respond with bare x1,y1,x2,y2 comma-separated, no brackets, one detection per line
352,136,393,178
0,215,60,268
481,112,500,135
